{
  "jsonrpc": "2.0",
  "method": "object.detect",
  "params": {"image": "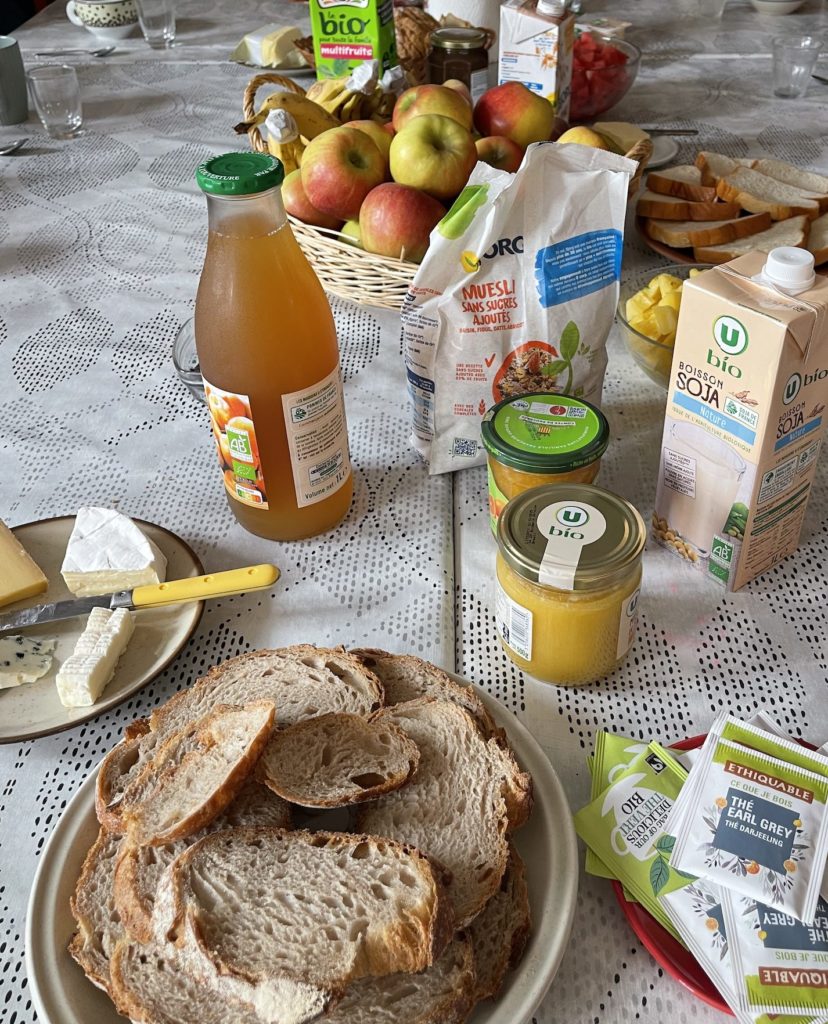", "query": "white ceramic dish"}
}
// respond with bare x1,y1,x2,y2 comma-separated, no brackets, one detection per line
26,683,578,1024
1,516,204,743
646,136,681,170
749,0,805,14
